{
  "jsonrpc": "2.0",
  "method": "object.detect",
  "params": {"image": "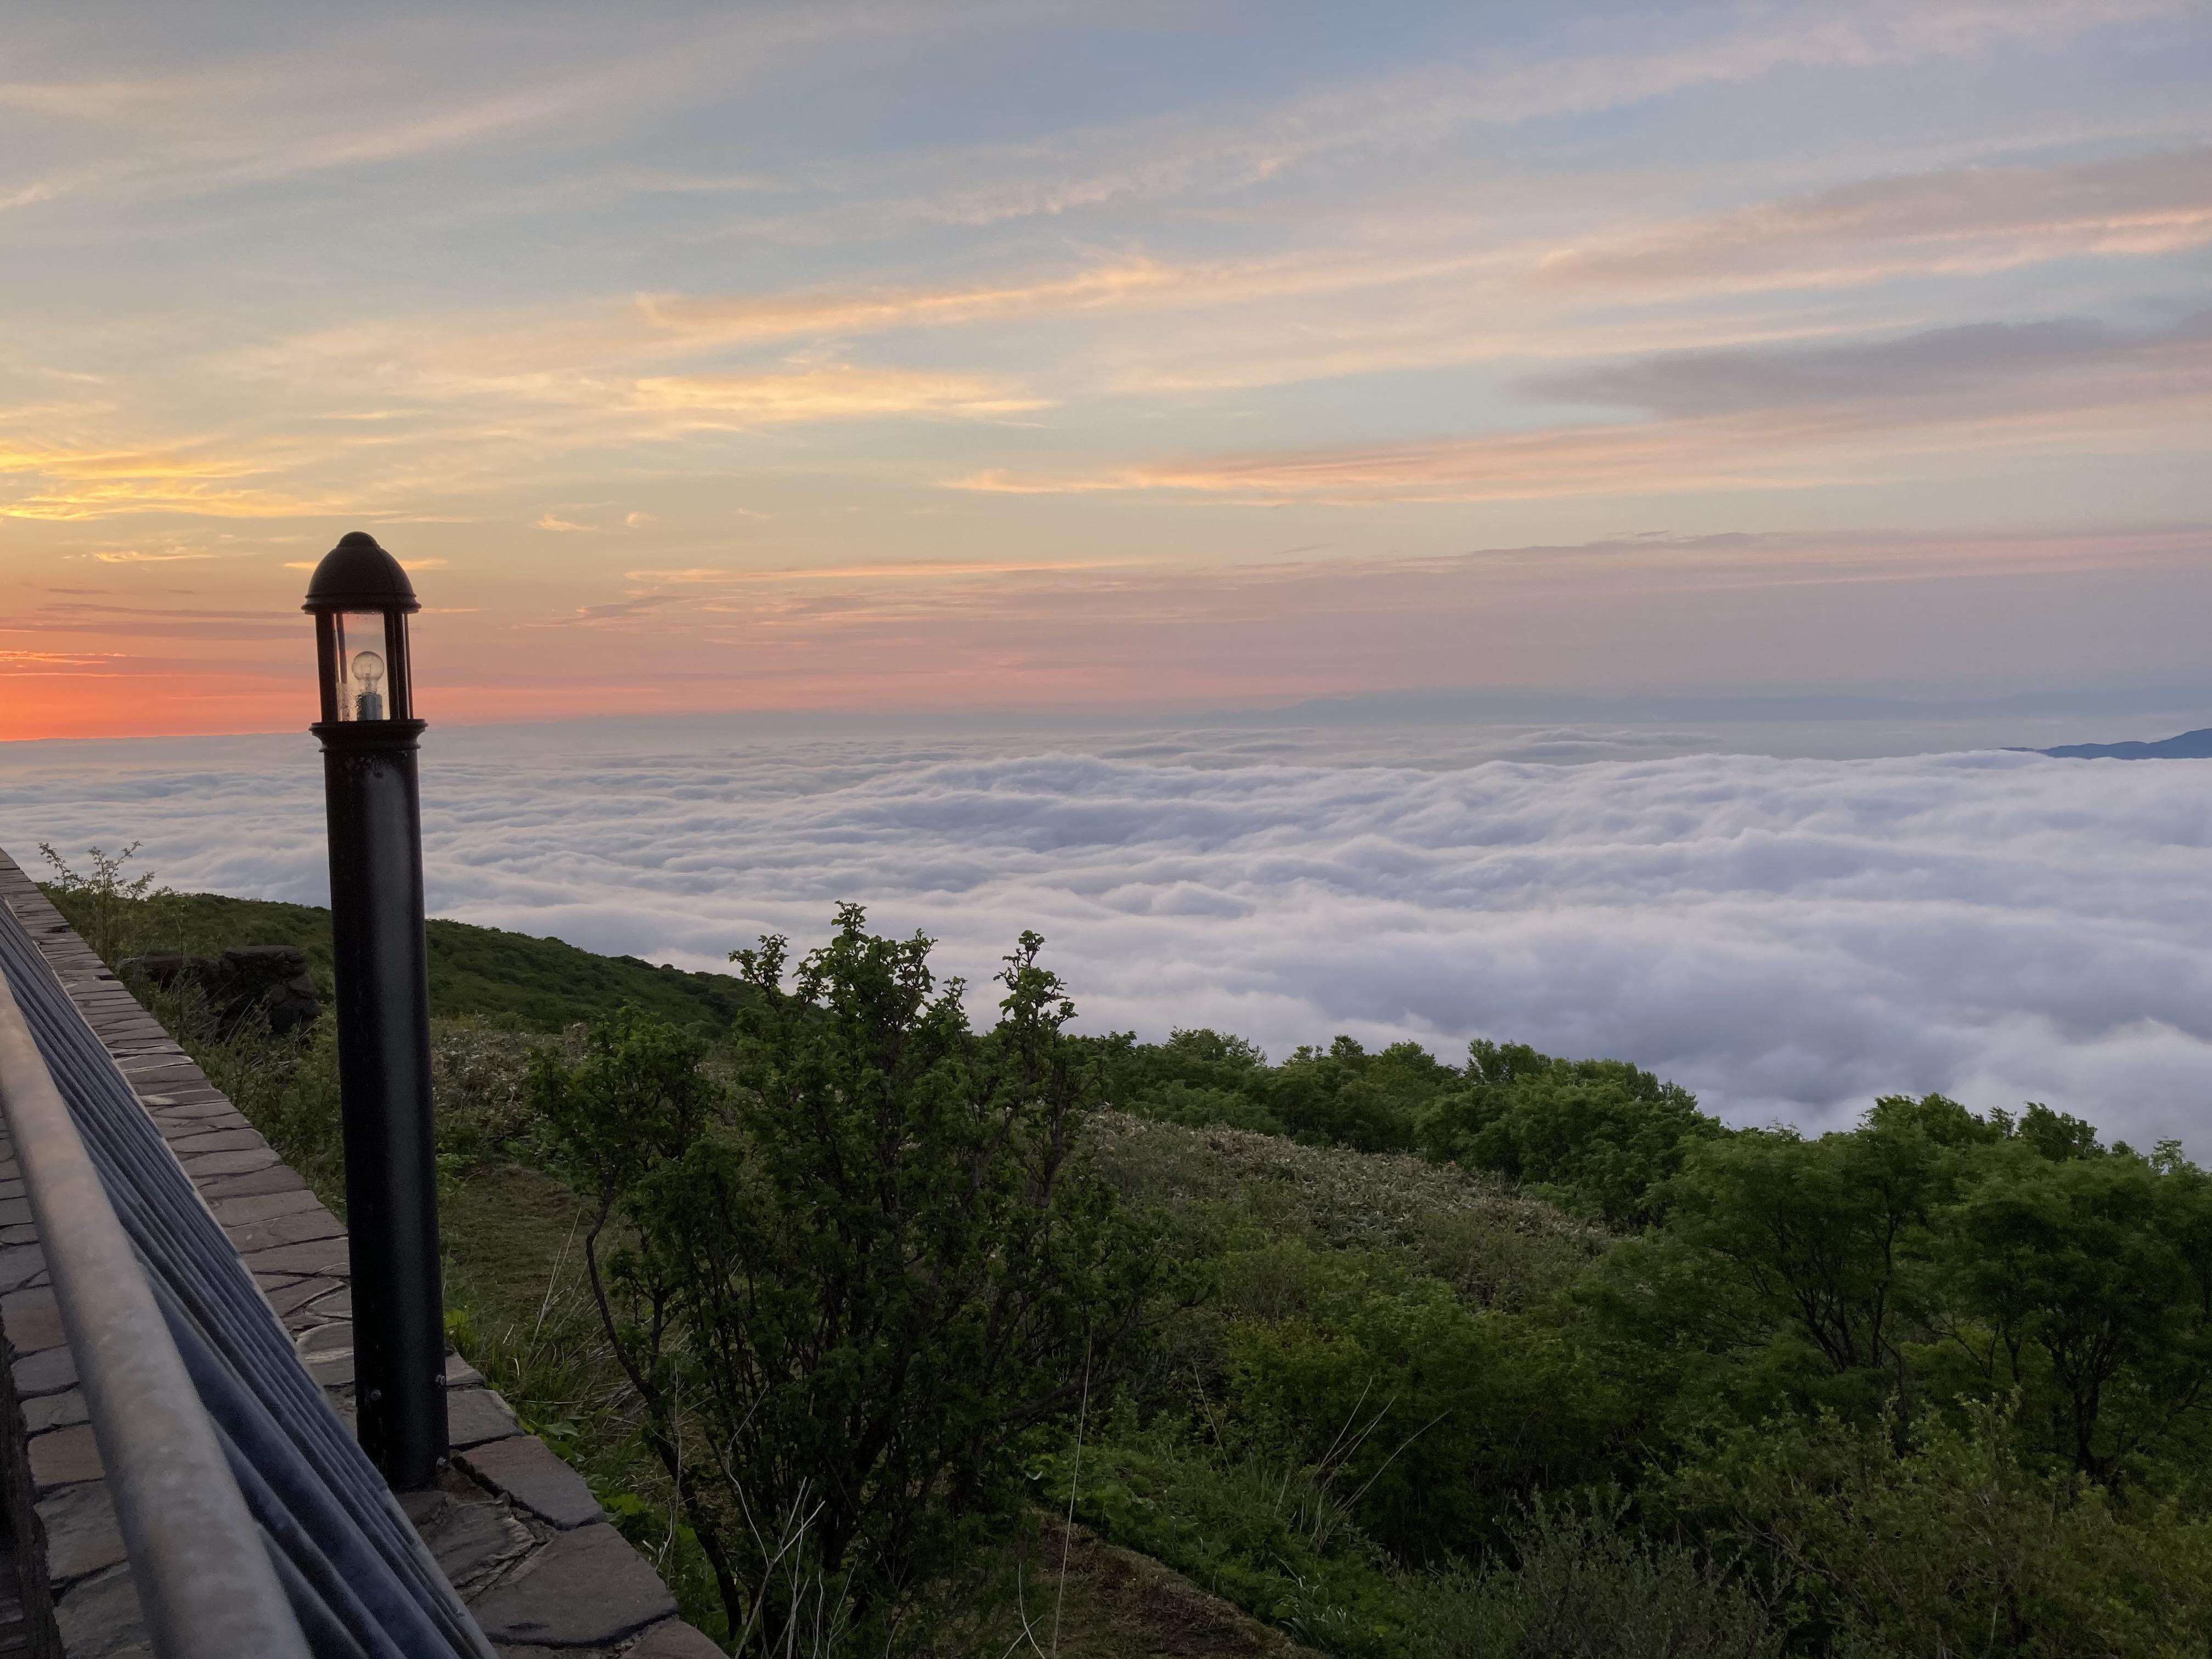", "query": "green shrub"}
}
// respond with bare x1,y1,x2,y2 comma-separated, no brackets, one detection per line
38,842,171,965
1406,1494,1781,1659
131,975,347,1206
533,910,1153,1651
1419,1042,1719,1229
1085,1112,1606,1267
1217,1241,1618,1561
1671,1400,2212,1658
